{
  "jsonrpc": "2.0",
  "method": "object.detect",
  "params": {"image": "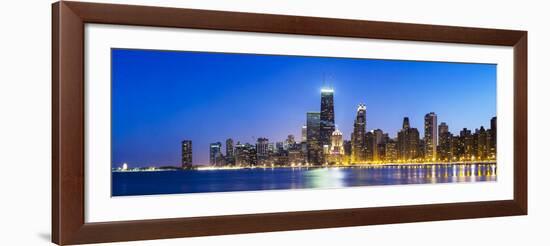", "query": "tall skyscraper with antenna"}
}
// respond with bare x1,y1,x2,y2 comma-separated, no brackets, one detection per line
320,87,335,164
